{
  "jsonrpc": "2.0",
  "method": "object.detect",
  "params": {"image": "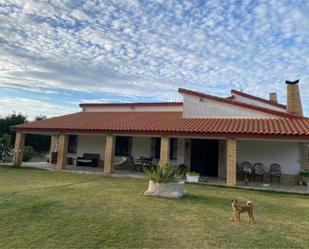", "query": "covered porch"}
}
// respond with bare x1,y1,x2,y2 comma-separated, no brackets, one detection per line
12,131,240,185
12,131,308,187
